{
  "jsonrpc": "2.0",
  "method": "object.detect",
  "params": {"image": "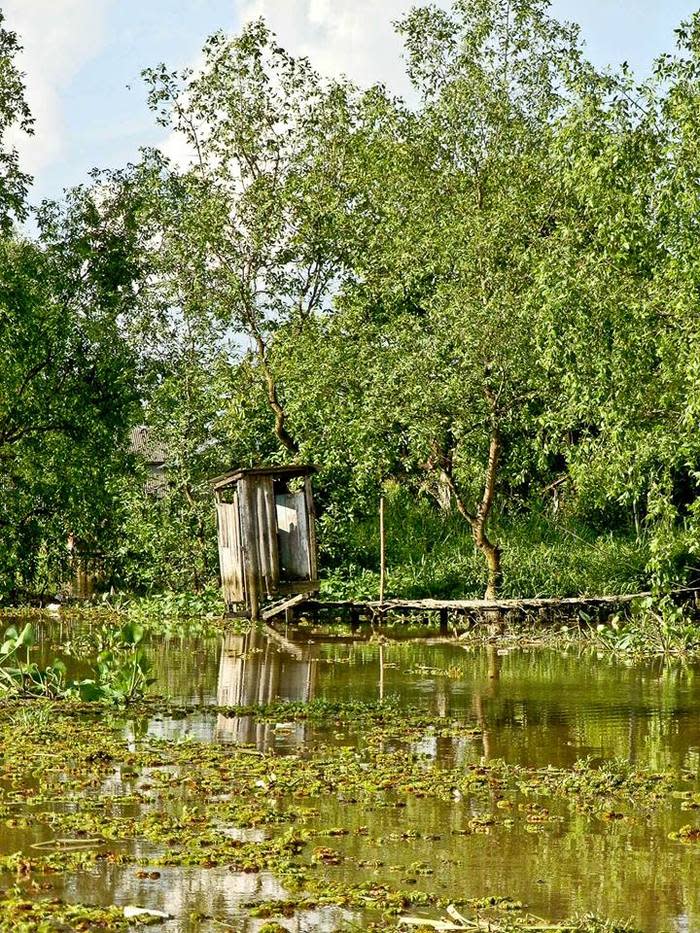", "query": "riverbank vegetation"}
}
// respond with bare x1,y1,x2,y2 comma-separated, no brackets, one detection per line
3,0,700,604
